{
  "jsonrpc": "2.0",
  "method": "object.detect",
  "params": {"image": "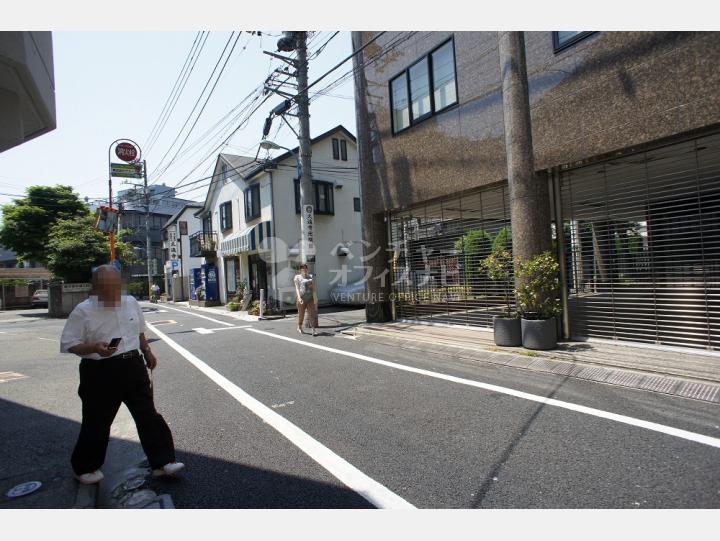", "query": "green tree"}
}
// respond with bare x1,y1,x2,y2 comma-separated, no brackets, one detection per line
46,214,136,283
0,185,89,265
